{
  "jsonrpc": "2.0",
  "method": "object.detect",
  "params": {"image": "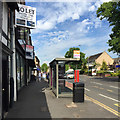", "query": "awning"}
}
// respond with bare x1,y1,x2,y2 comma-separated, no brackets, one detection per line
37,68,41,71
